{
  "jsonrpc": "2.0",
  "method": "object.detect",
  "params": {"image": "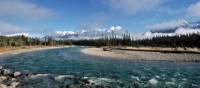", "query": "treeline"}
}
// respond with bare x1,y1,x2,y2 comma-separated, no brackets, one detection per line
73,33,200,48
72,32,132,46
0,35,72,47
133,34,200,48
1,33,200,48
